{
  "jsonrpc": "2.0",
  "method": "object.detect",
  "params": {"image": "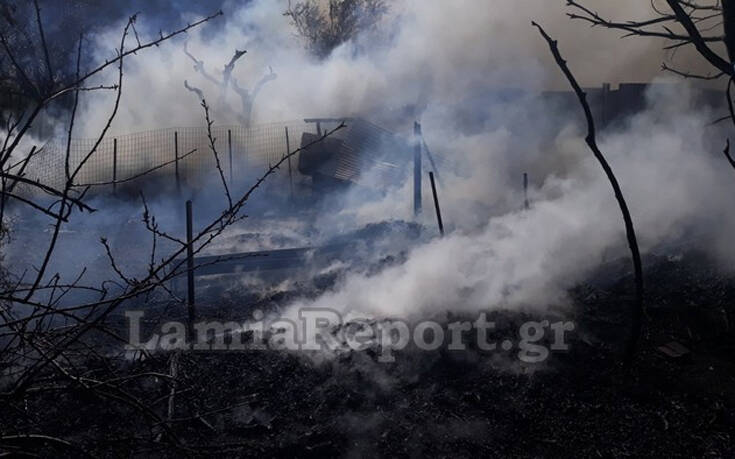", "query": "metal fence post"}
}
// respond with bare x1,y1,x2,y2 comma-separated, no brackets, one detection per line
174,131,180,192
112,138,117,194
413,121,422,216
601,82,610,127
228,129,233,185
285,126,294,202
186,200,195,341
429,171,444,236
